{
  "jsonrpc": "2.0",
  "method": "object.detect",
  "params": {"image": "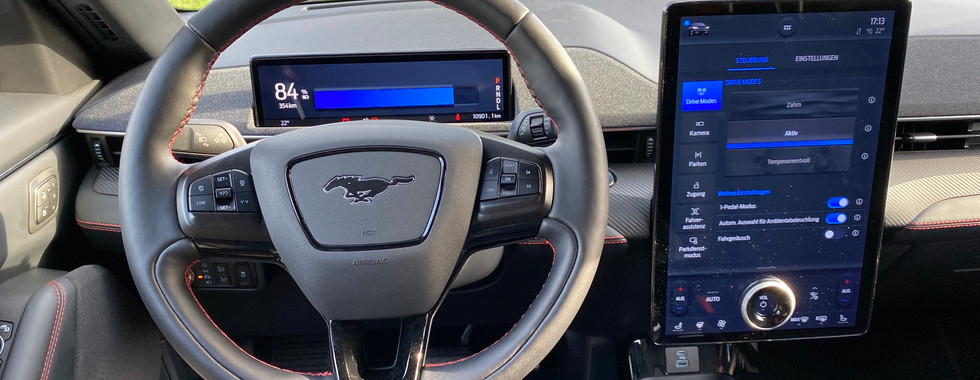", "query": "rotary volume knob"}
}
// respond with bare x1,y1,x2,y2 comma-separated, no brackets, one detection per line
740,277,796,330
